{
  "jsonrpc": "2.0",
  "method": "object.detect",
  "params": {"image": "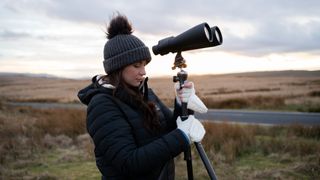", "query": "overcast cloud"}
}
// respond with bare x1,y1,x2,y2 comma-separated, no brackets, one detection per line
0,0,319,78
